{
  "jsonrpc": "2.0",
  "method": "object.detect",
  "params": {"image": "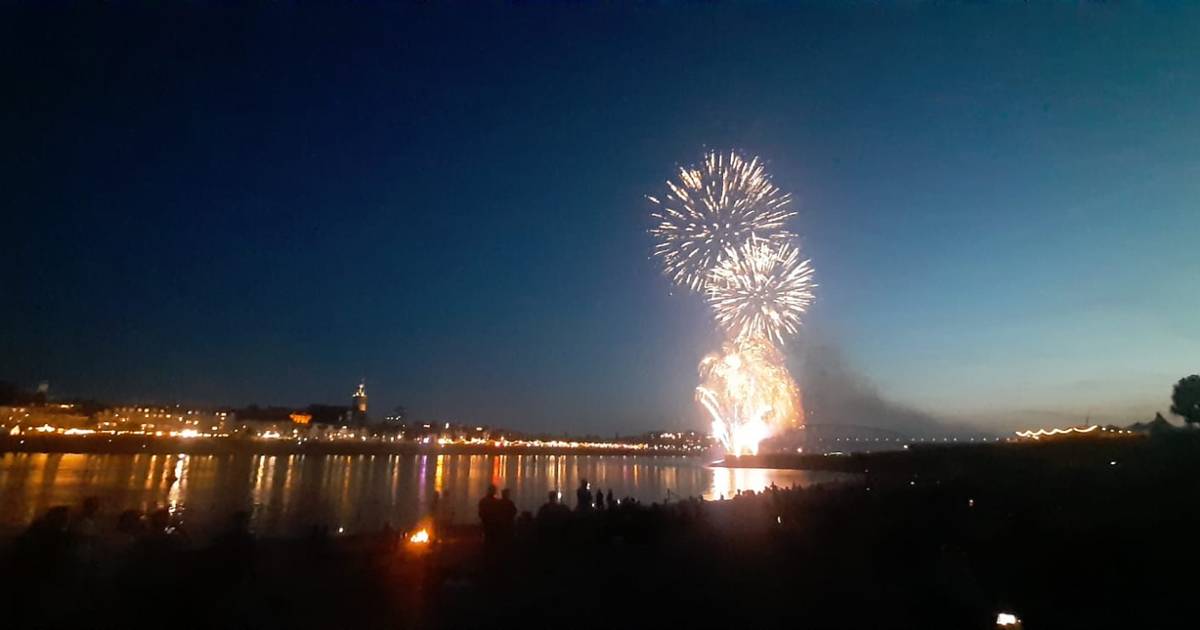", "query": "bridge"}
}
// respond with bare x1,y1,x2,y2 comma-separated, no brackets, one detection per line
764,423,1003,453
